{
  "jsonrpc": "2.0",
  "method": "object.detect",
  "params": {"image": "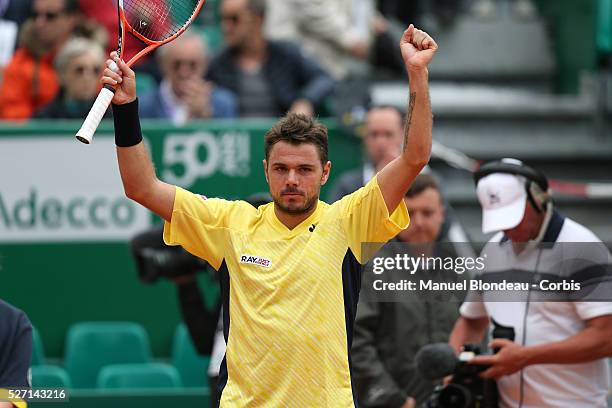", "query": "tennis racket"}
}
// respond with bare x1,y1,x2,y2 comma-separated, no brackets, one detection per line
76,0,206,144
